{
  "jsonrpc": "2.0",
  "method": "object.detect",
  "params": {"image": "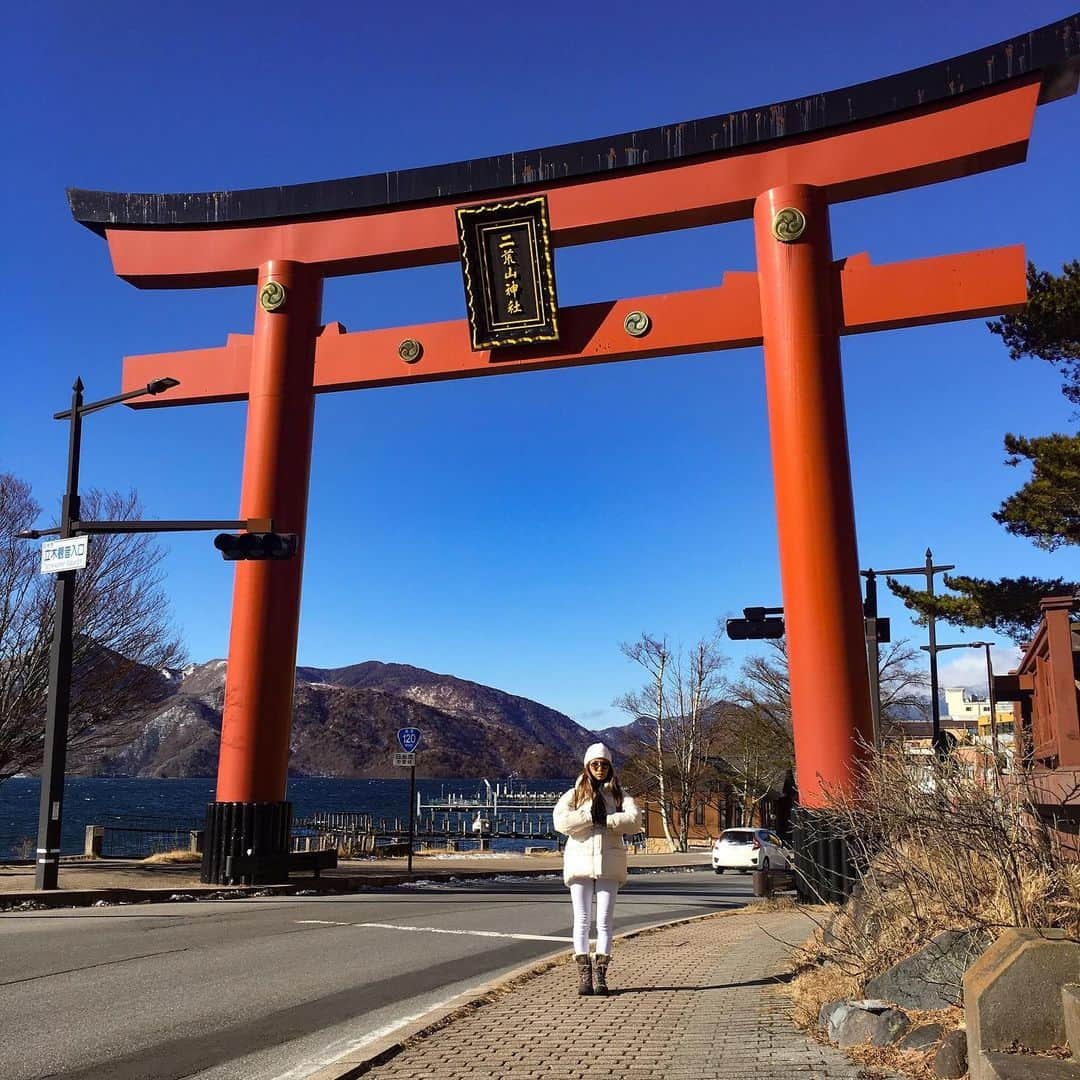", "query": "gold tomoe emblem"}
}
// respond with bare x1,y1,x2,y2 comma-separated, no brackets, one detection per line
259,281,287,312
398,338,423,363
623,311,651,337
772,208,807,243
